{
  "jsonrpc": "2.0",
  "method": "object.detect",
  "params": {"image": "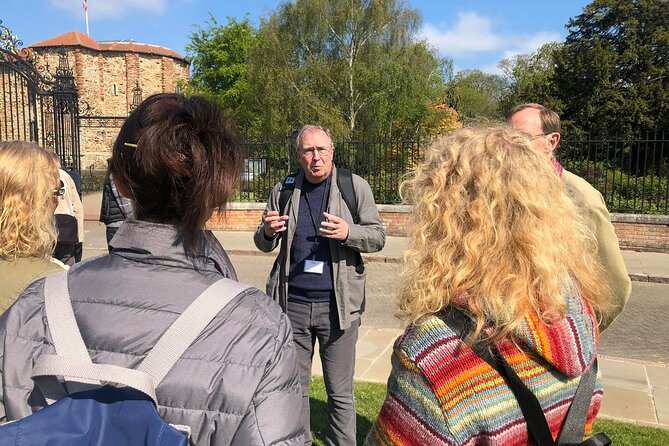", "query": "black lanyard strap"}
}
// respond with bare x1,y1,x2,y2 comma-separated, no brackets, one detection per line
302,176,331,256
